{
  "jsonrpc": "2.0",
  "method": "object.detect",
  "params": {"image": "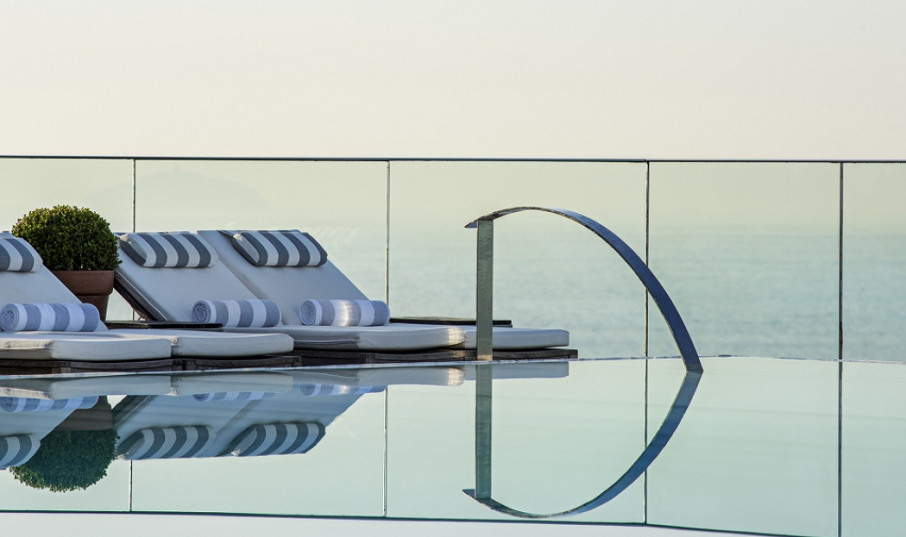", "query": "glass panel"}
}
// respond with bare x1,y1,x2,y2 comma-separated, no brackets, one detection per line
0,158,136,320
647,357,839,536
842,361,906,536
385,360,647,522
648,163,839,359
134,160,389,300
388,161,647,357
842,163,906,361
